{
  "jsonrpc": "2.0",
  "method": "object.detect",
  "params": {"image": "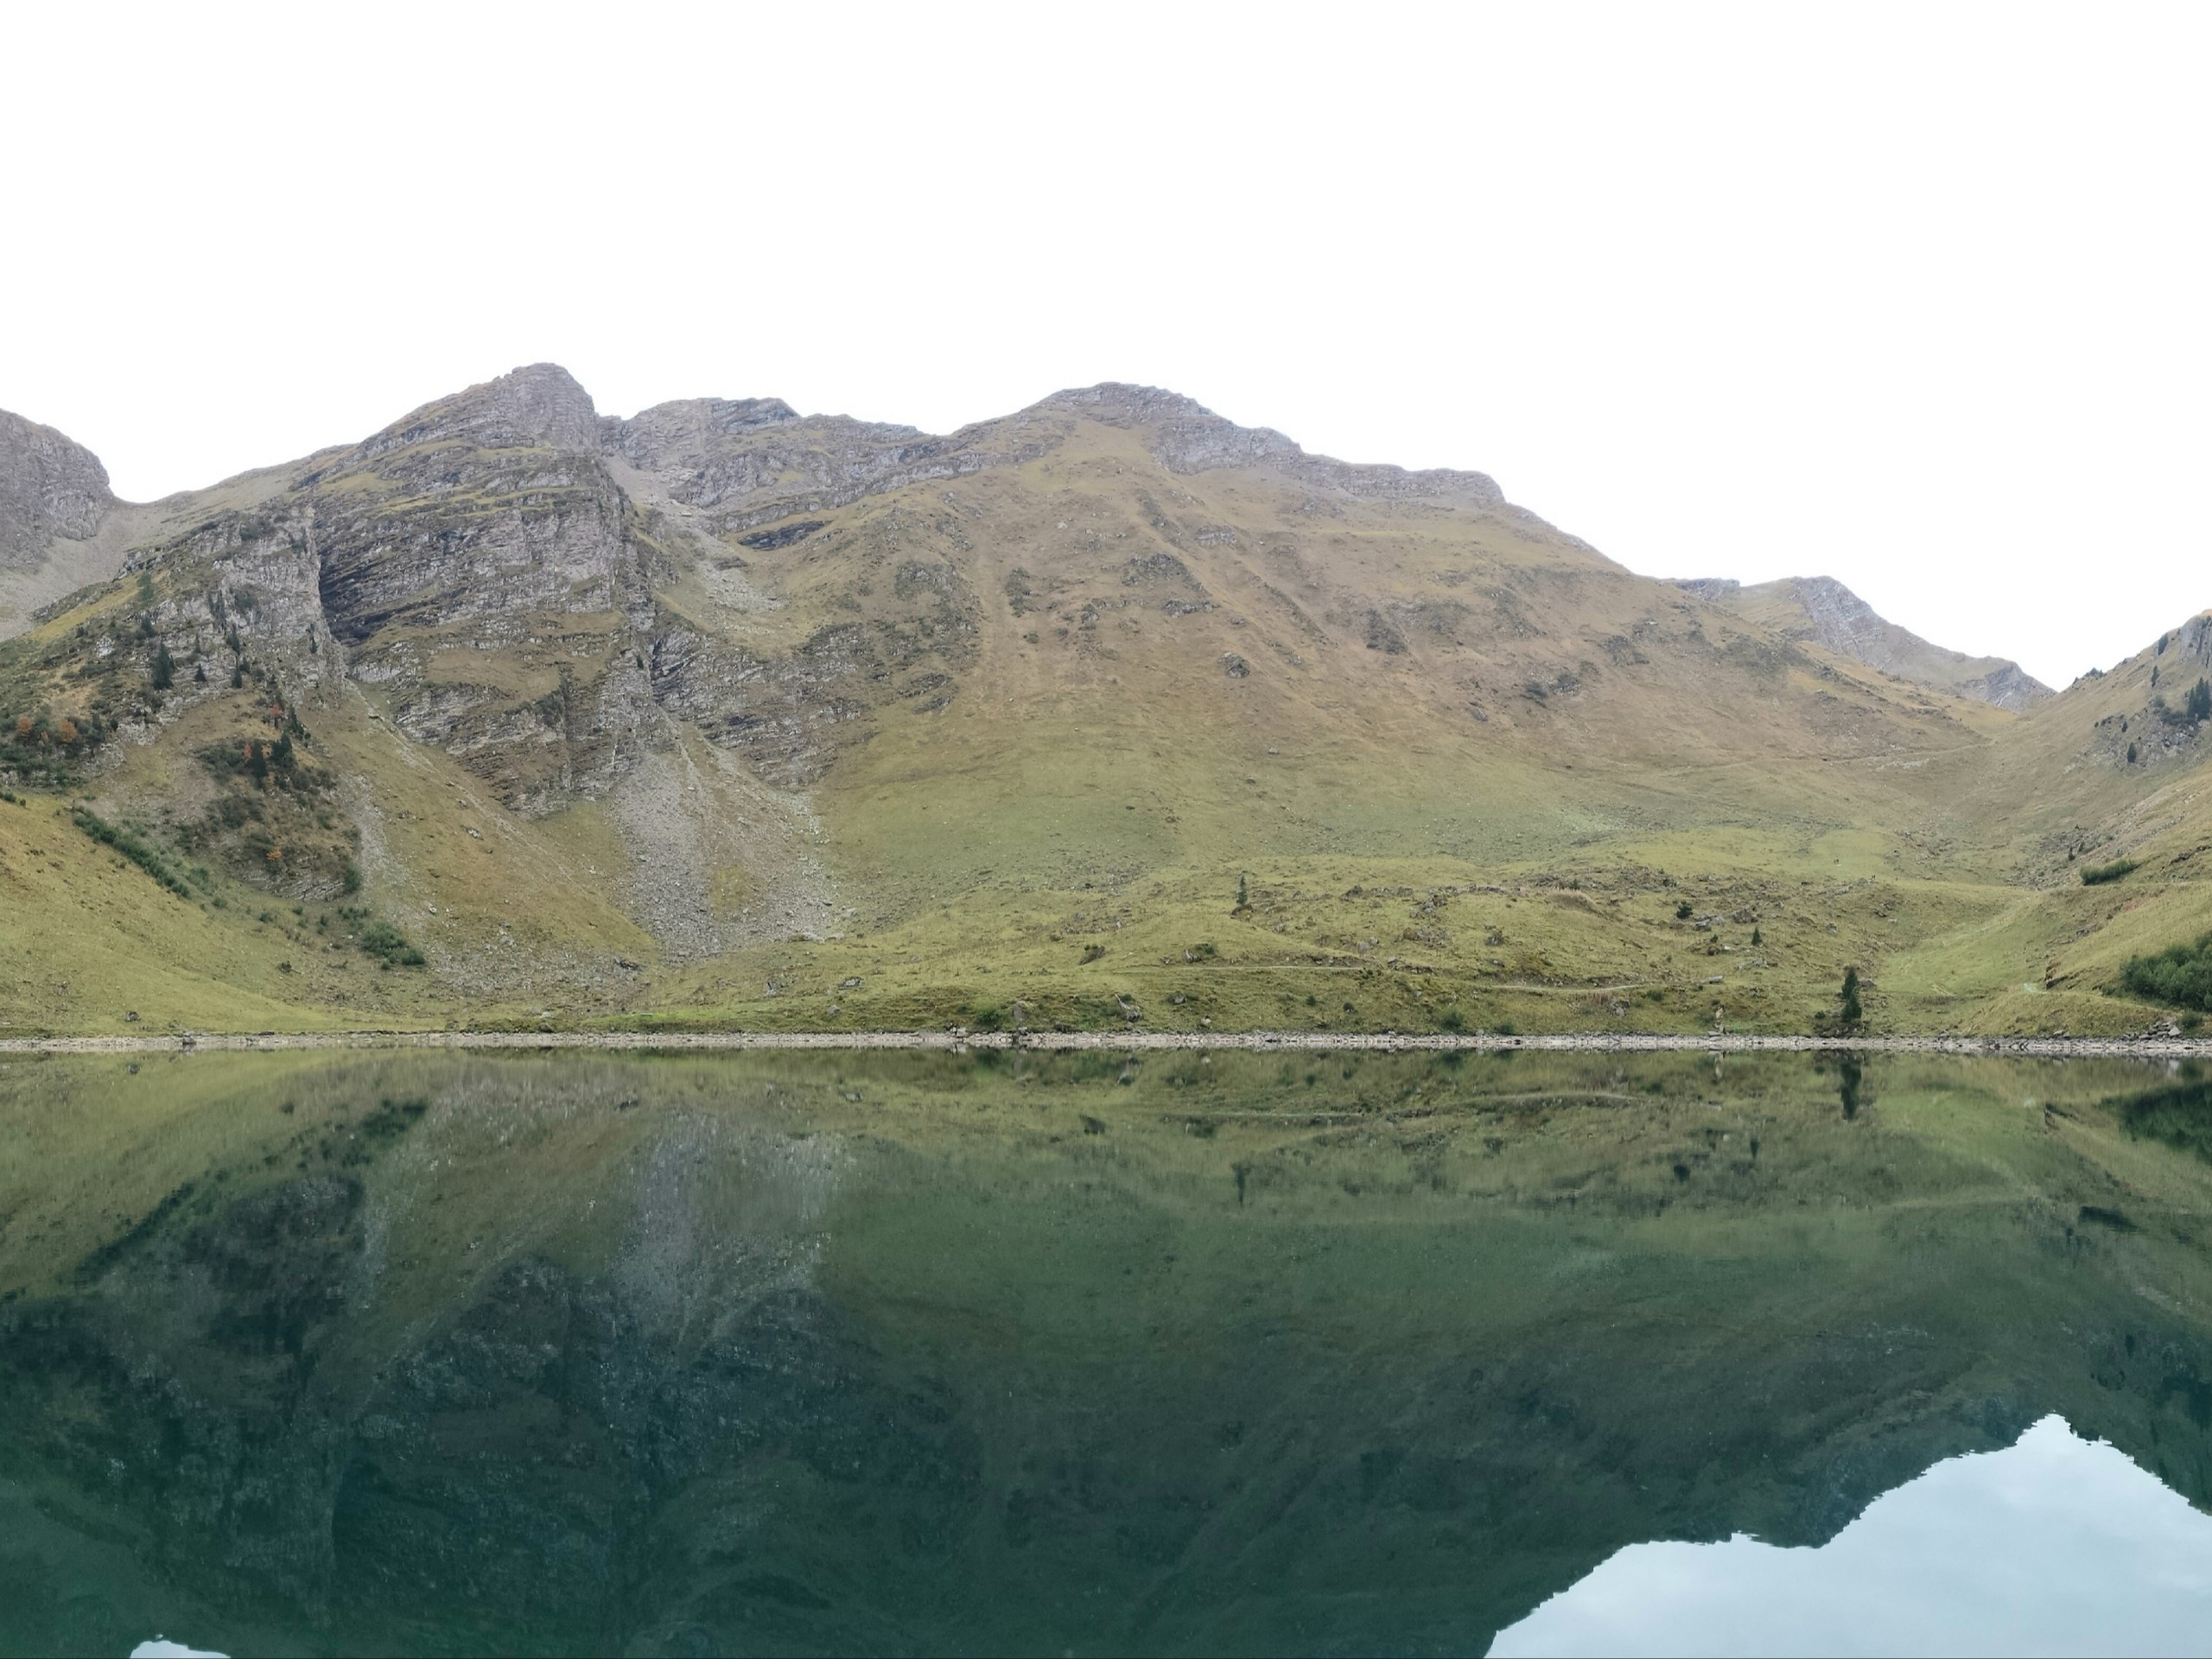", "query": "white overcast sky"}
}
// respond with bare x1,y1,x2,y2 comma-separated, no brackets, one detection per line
3,2,2204,687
